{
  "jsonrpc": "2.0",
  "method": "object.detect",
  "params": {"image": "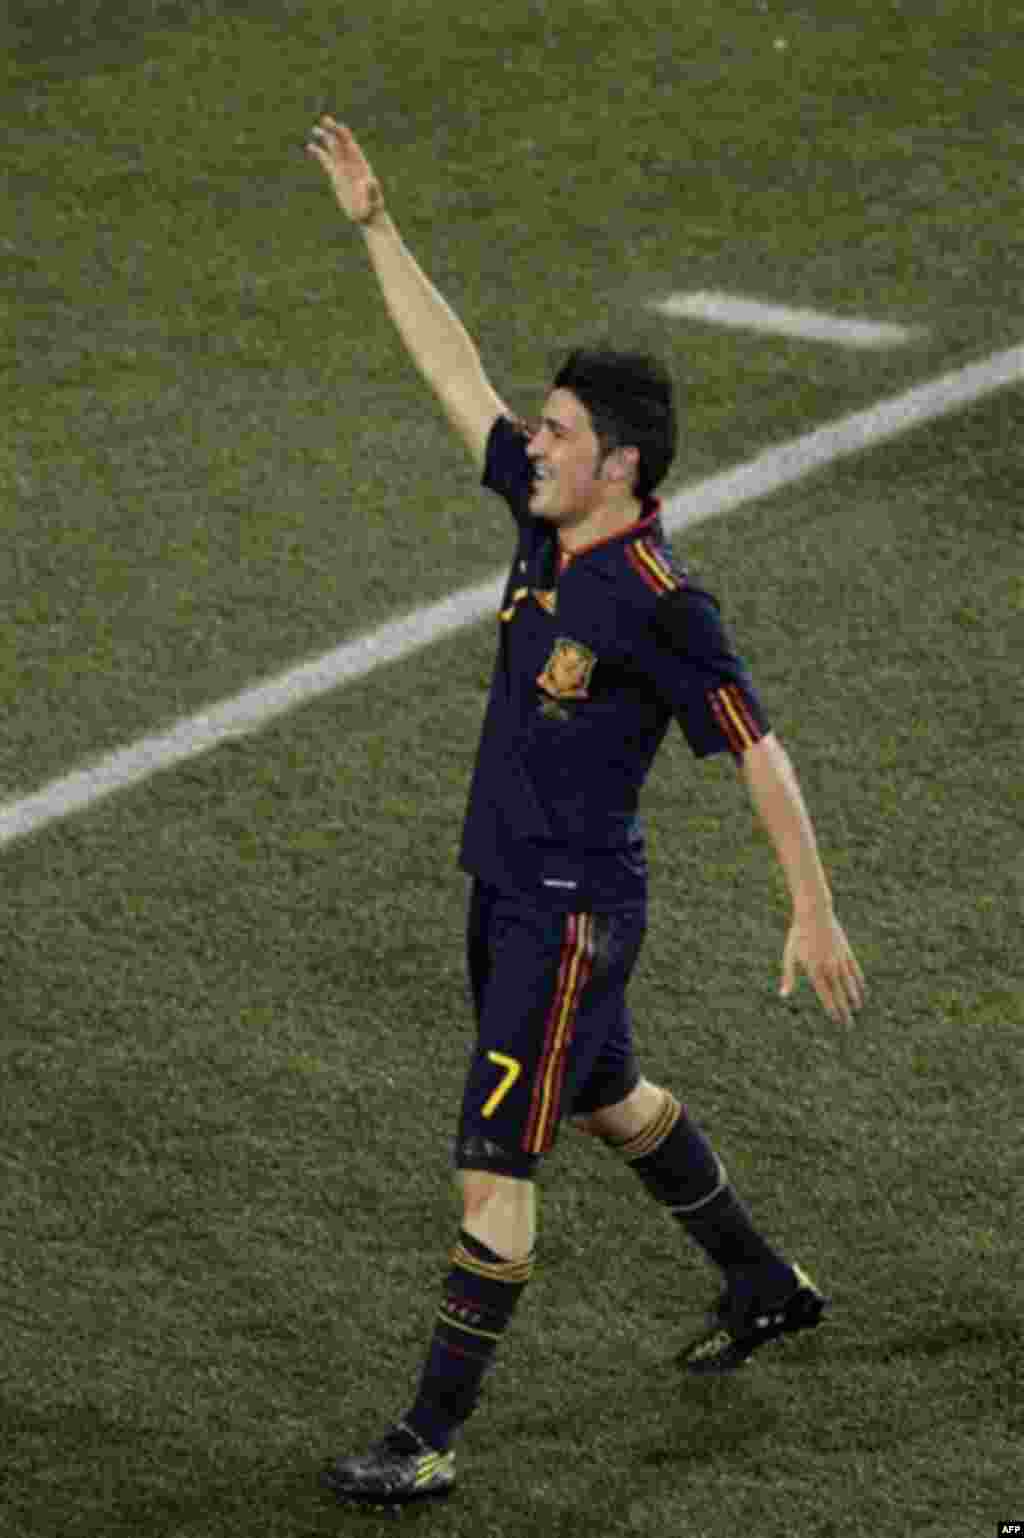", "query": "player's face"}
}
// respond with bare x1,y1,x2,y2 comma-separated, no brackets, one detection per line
526,389,621,525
